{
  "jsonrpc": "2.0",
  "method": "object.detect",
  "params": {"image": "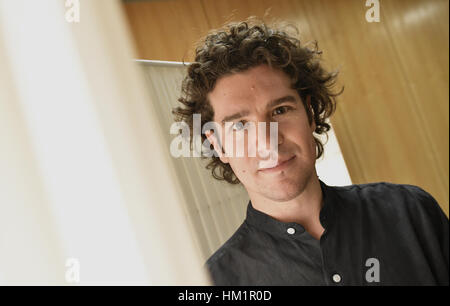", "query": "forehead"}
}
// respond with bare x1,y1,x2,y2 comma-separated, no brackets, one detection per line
207,65,295,119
